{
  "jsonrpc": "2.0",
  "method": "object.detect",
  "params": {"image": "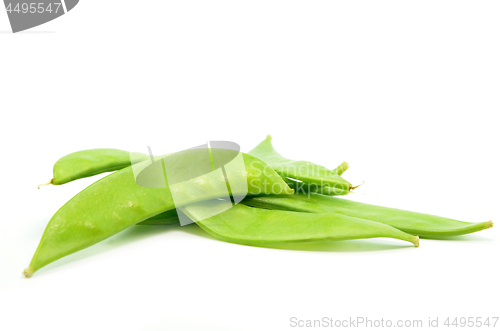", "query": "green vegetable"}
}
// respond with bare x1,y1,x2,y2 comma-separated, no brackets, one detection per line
27,138,493,278
38,148,150,187
242,194,494,238
181,200,419,246
249,136,352,195
24,150,293,277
